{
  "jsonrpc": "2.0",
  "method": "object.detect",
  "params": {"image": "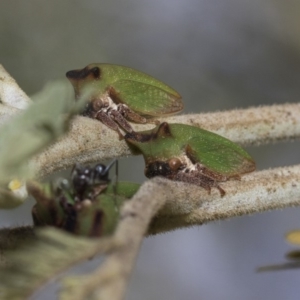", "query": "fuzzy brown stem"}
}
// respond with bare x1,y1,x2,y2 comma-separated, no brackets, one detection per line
60,179,168,300
28,103,300,178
